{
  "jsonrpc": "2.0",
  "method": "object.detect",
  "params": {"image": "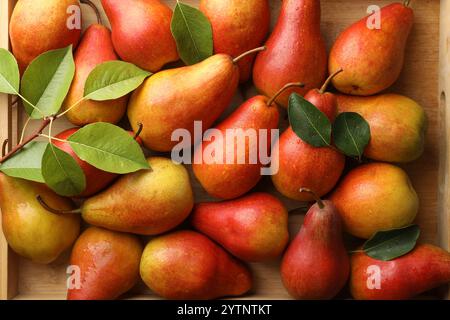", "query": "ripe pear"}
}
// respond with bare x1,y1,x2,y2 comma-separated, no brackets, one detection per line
128,54,240,152
350,244,450,300
101,0,179,72
67,227,143,300
191,193,289,262
10,0,81,73
329,163,419,239
271,75,345,202
281,191,349,299
200,0,270,83
62,24,128,126
140,230,252,300
0,174,80,264
329,3,414,95
253,0,327,108
81,157,194,235
192,83,301,199
337,94,427,163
